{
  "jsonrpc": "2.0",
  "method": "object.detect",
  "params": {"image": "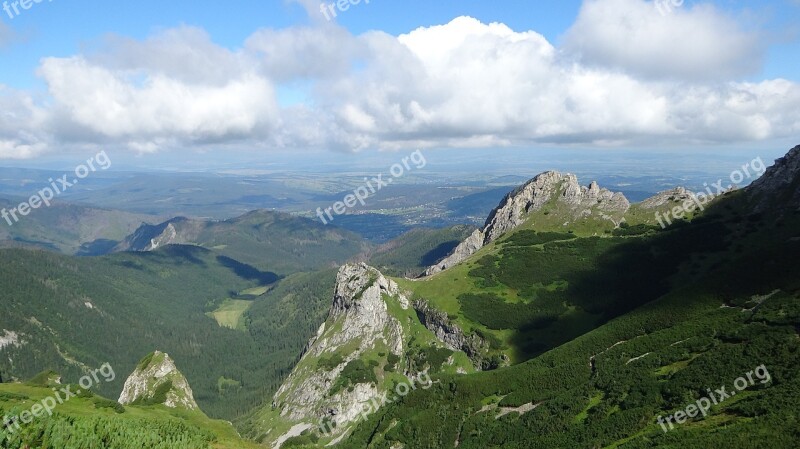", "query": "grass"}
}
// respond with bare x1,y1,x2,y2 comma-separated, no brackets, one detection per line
0,382,261,449
207,299,253,330
240,285,269,296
